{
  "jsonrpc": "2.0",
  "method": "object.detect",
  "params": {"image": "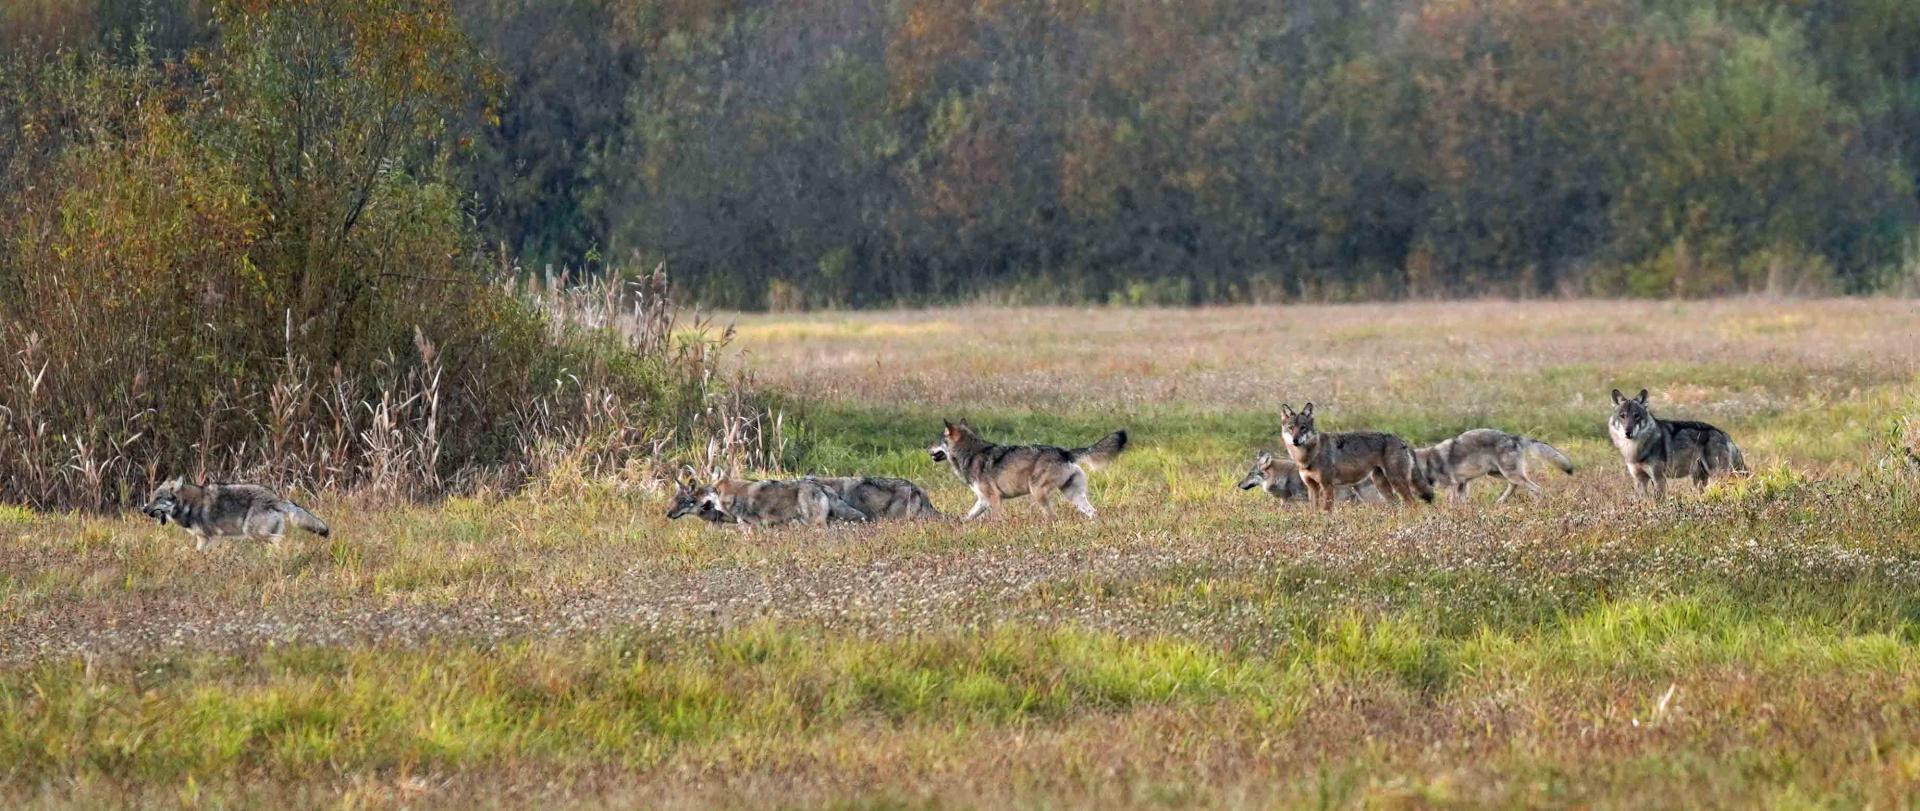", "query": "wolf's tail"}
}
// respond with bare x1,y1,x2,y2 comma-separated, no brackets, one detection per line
1071,430,1129,471
1525,439,1575,475
826,494,871,523
283,502,331,537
